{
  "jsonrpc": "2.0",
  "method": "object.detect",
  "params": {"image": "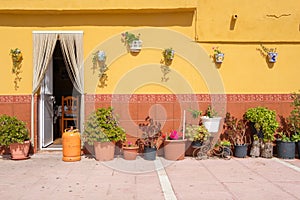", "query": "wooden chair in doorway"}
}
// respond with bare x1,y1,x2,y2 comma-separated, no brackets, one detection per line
61,96,79,135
